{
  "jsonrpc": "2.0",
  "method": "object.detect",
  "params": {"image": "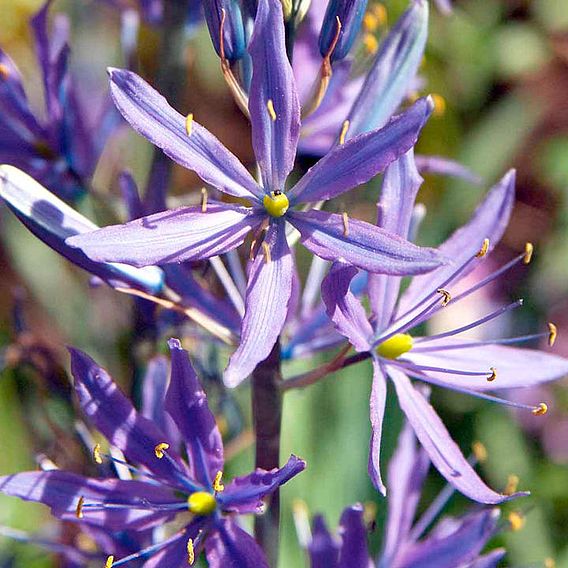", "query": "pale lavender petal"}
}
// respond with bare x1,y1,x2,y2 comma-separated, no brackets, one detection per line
415,154,482,185
221,455,306,512
388,367,524,504
0,471,177,530
224,220,292,387
397,170,515,316
406,338,568,391
67,203,264,267
289,97,433,204
465,549,507,568
248,0,300,191
369,149,423,332
166,338,224,486
206,519,270,568
309,516,340,568
338,504,370,568
108,68,263,199
321,262,372,352
288,209,444,275
69,347,189,486
368,358,388,494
